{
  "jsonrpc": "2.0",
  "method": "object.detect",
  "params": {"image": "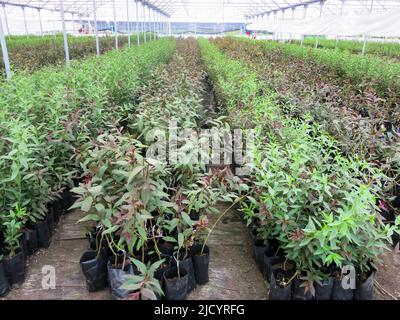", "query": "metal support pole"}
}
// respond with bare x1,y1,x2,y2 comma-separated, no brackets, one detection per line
143,4,146,43
148,7,152,41
60,0,70,66
168,18,171,36
301,35,304,46
315,35,319,48
340,0,345,15
51,10,56,36
126,0,131,47
38,9,43,36
303,5,308,19
0,9,11,79
112,0,118,49
362,34,367,56
93,0,100,56
136,0,140,45
292,8,295,20
152,9,155,39
1,4,10,38
22,7,28,37
72,13,76,35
